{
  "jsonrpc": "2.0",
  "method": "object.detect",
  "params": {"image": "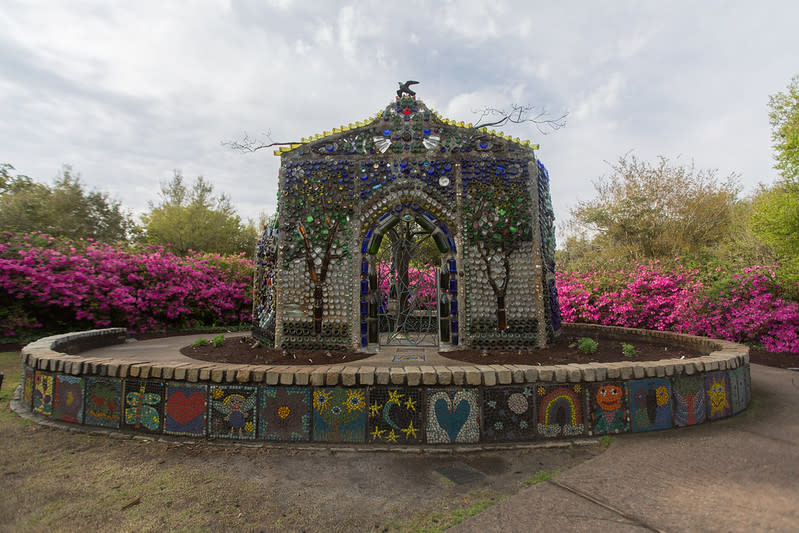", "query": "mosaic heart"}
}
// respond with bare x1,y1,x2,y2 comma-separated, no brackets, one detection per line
434,396,471,442
168,391,205,425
